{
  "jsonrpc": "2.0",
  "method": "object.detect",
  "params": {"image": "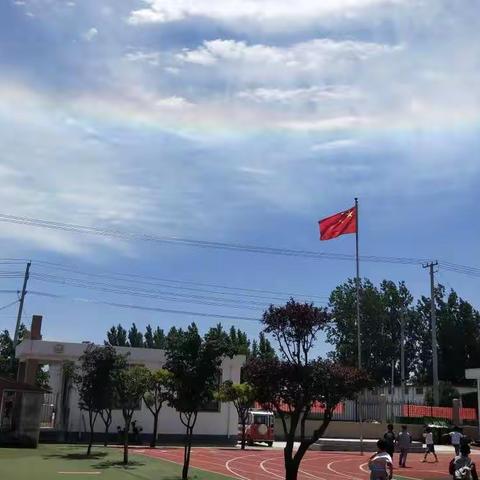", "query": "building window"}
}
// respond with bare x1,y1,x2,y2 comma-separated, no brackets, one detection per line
415,387,424,395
